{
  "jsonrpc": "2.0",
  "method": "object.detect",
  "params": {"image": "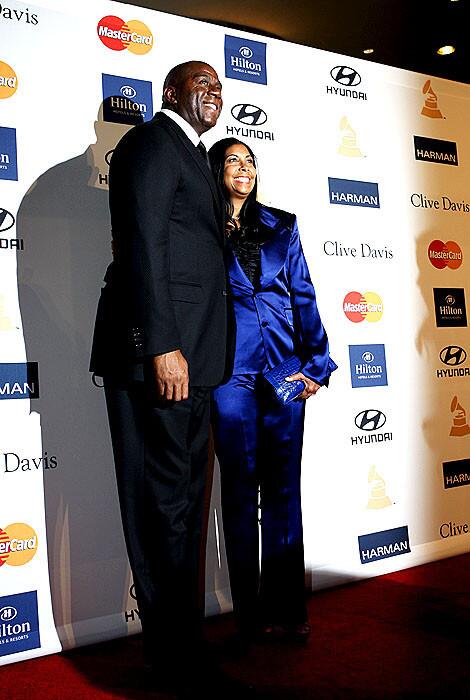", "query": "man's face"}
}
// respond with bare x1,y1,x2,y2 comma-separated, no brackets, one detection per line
165,63,223,136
